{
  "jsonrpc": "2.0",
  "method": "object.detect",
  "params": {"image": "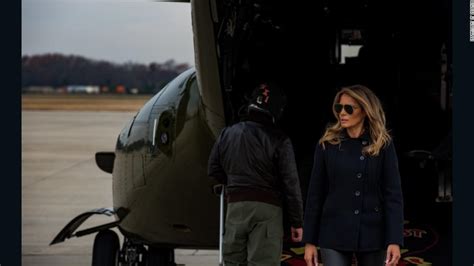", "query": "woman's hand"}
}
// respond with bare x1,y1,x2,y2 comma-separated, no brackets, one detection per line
304,243,319,266
385,244,401,266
